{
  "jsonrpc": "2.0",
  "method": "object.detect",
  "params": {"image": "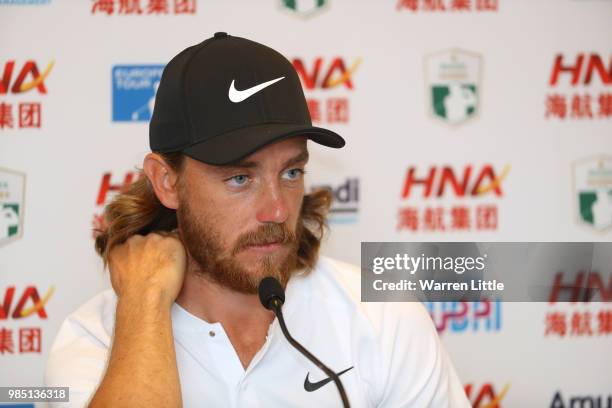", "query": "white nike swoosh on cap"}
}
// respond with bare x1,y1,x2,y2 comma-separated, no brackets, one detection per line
228,76,285,103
